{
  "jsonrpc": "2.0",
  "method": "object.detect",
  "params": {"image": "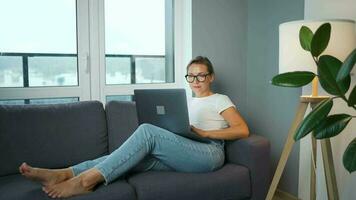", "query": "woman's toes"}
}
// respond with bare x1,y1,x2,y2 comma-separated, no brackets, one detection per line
19,163,26,174
44,186,54,194
48,190,57,198
21,163,29,172
42,187,48,194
